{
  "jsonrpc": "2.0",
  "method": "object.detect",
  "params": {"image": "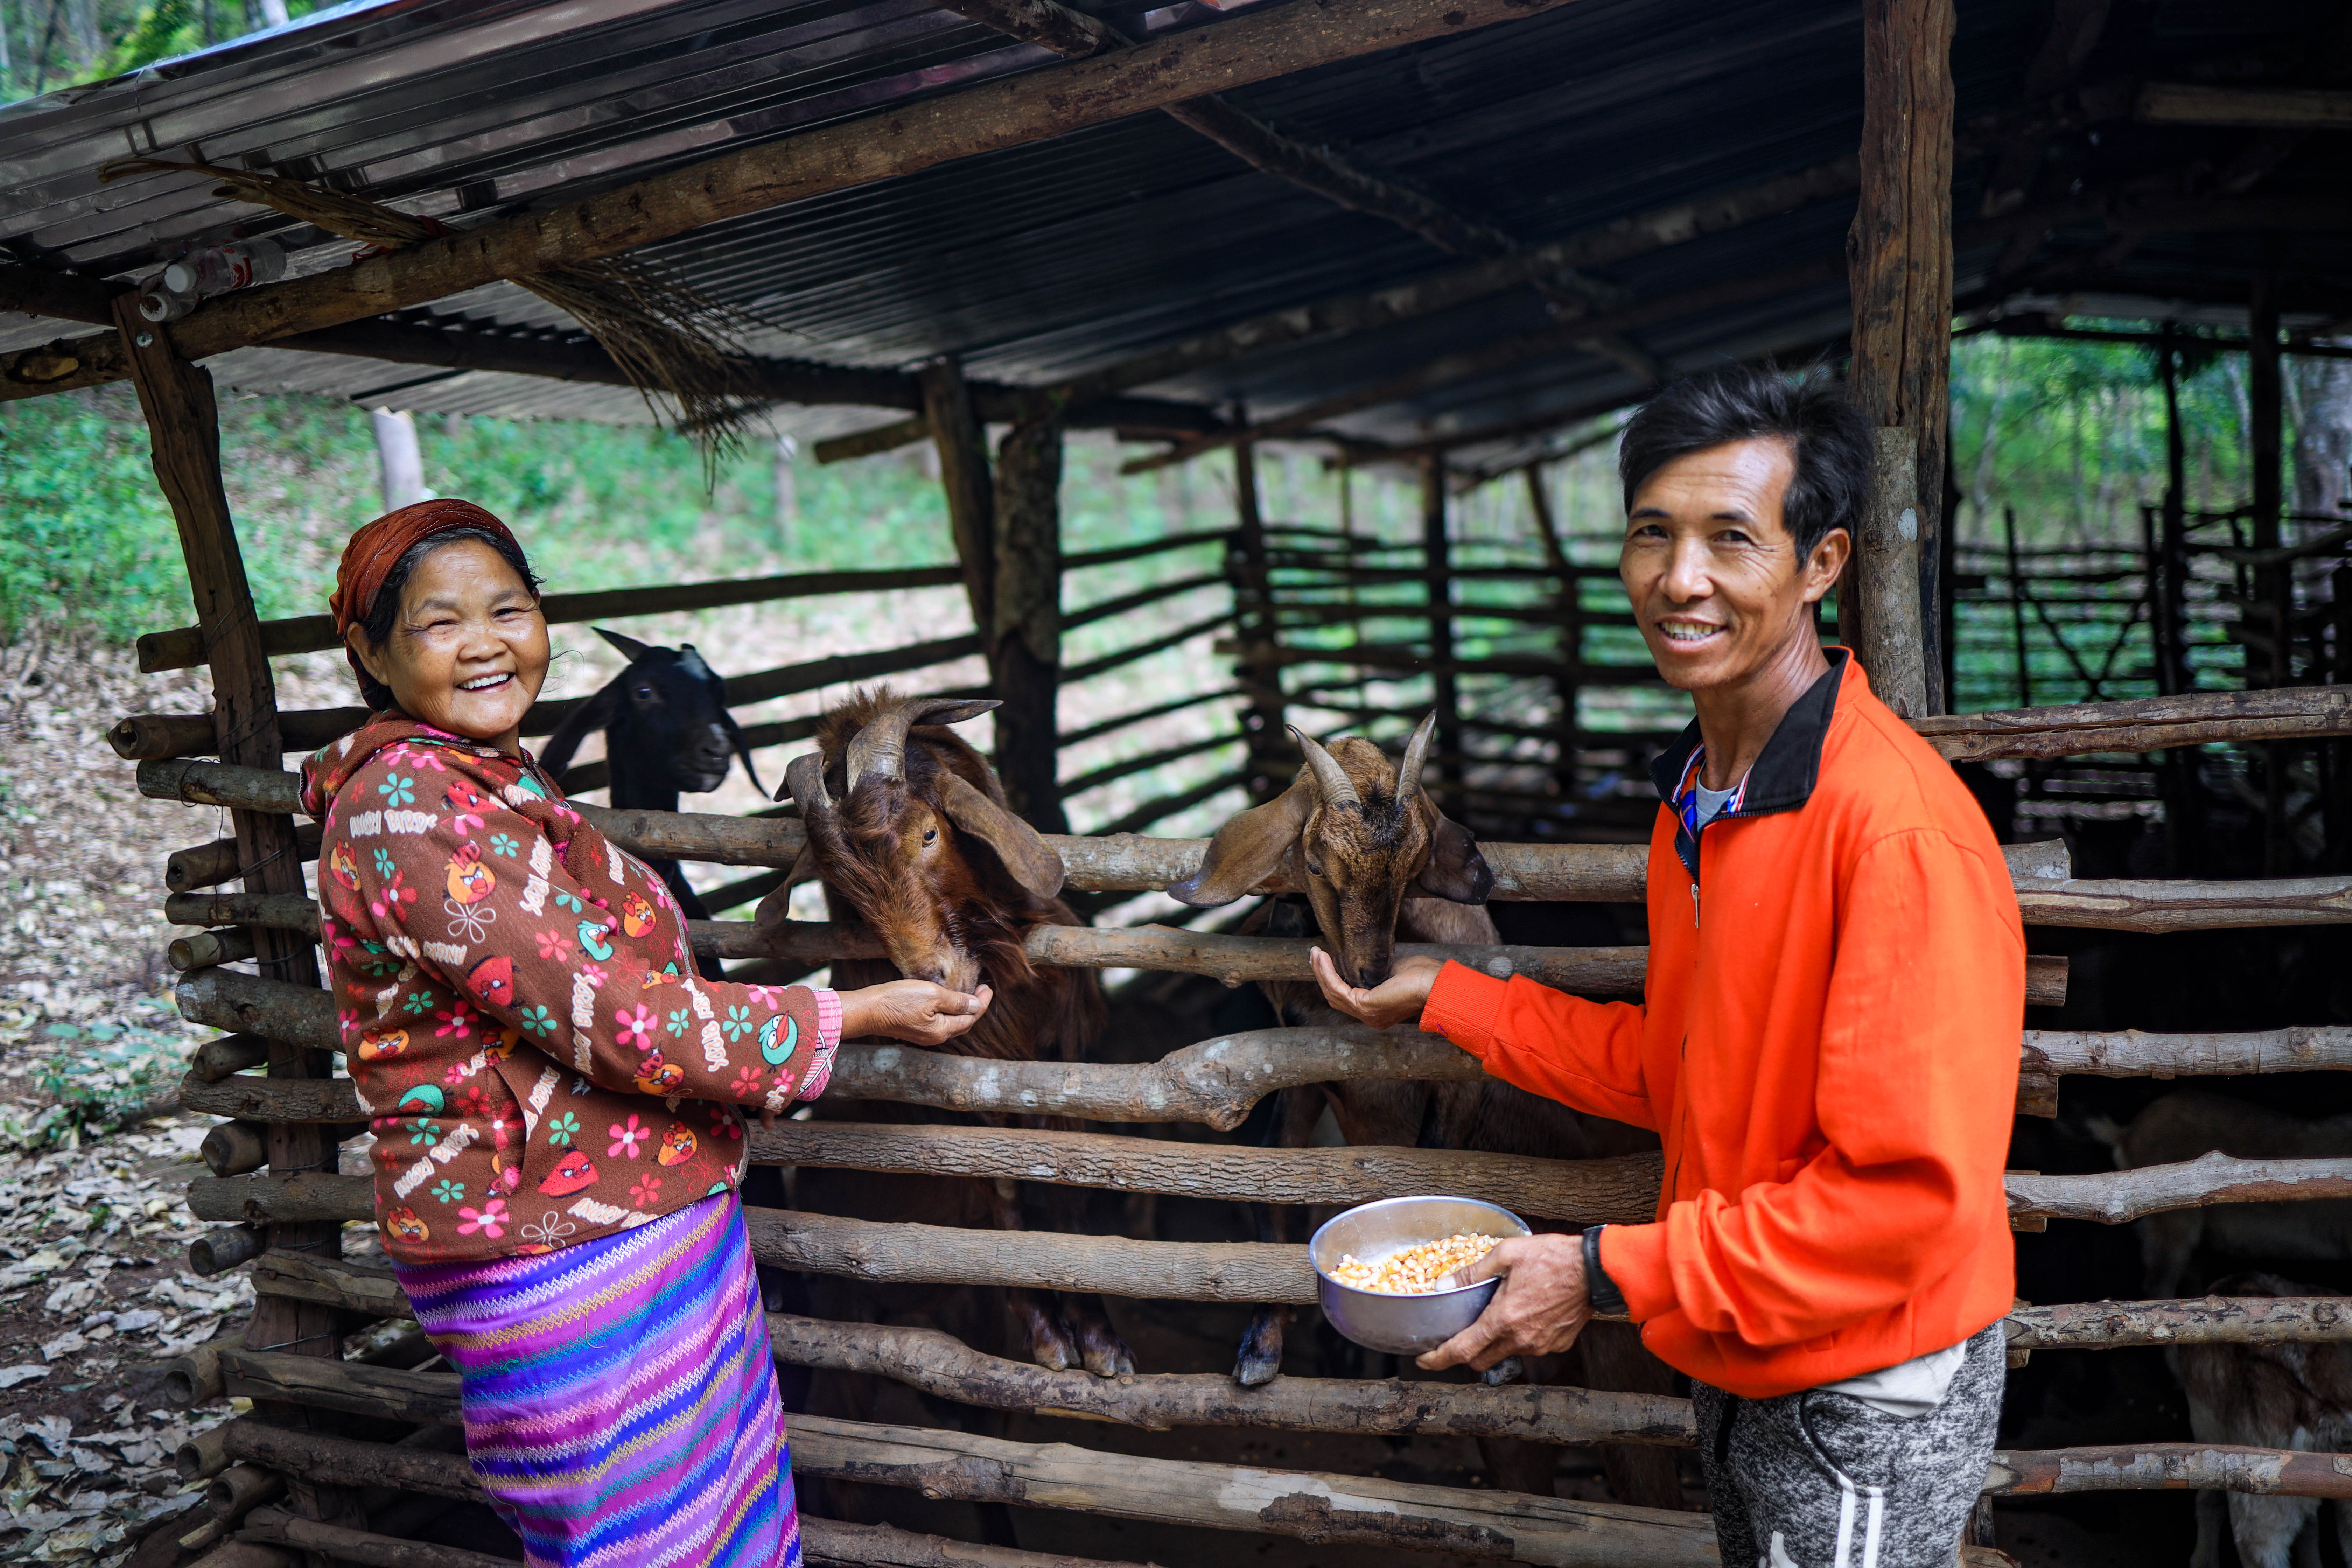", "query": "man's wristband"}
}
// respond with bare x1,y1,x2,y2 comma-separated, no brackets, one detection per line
1582,1225,1628,1316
